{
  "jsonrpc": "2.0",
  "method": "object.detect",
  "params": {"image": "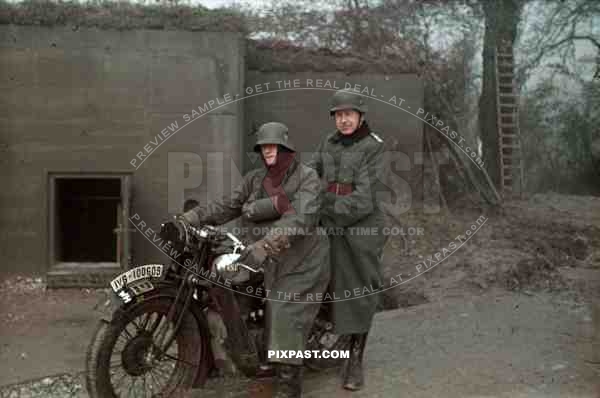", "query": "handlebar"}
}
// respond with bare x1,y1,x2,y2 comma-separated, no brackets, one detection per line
160,219,247,253
161,219,265,275
190,224,246,252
